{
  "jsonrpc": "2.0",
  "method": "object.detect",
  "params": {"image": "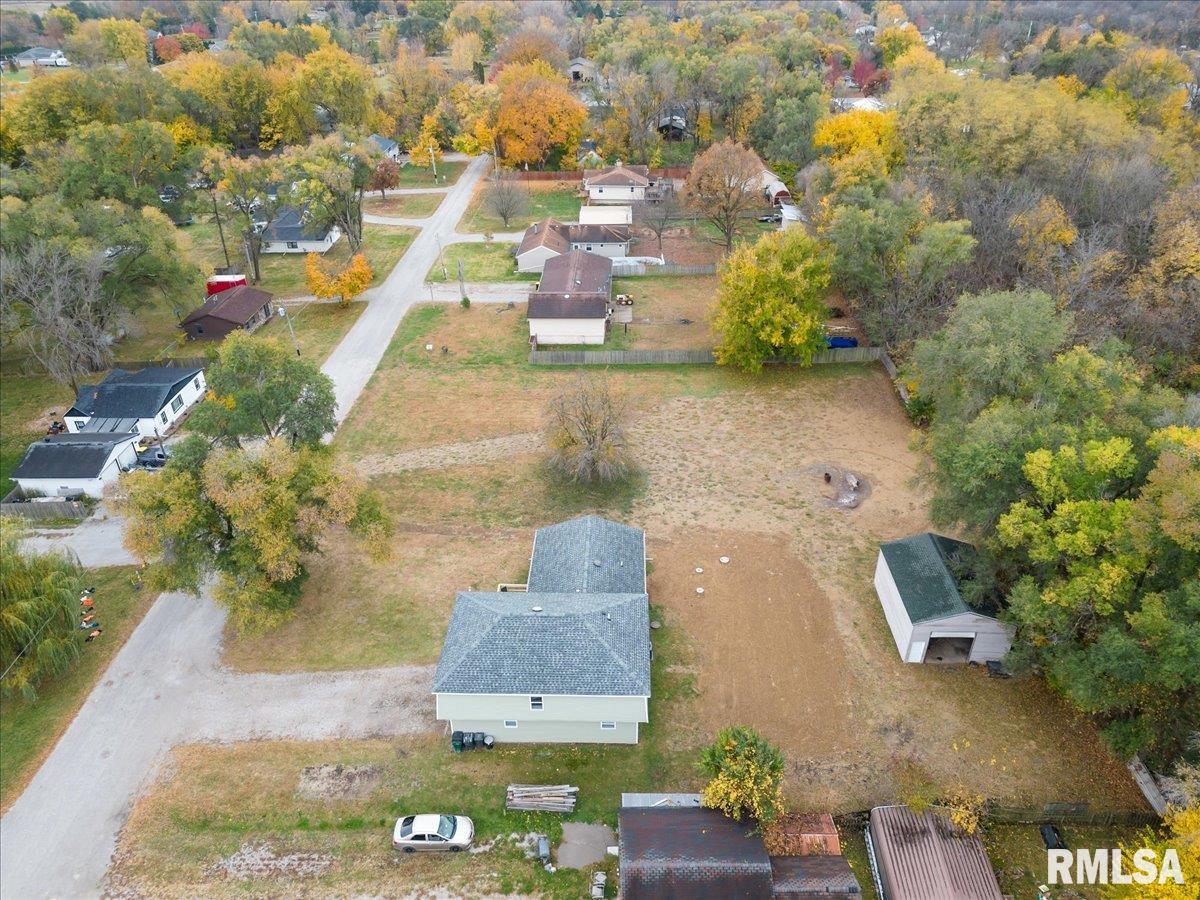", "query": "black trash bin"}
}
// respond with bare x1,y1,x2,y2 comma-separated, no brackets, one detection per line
451,730,464,753
473,732,486,749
